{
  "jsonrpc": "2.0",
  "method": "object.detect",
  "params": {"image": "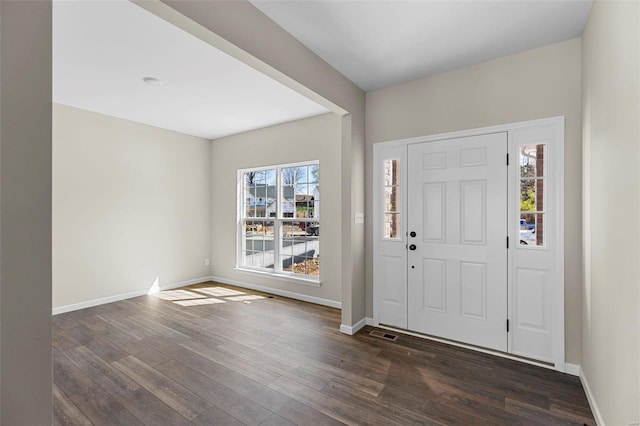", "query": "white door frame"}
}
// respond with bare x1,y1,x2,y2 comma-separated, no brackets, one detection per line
372,116,565,372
